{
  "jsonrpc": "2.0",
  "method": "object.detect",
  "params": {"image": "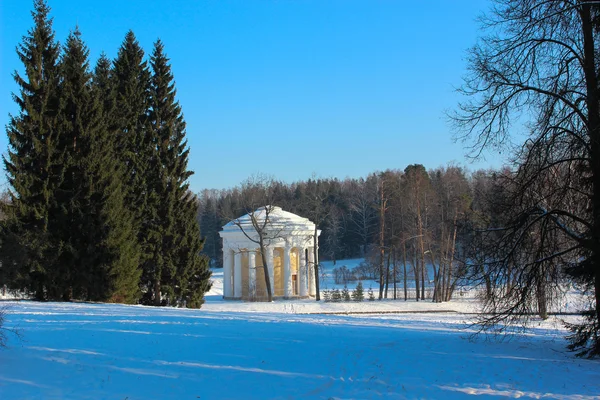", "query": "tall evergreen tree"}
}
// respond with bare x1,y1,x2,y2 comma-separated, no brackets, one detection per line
91,52,143,302
51,29,142,303
2,0,61,299
50,28,91,300
112,31,153,286
146,40,211,307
